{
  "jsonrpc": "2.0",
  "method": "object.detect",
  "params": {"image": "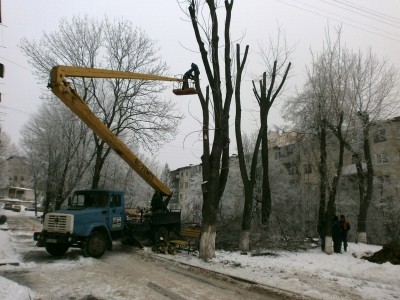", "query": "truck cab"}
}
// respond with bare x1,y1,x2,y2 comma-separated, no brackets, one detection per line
34,190,125,258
